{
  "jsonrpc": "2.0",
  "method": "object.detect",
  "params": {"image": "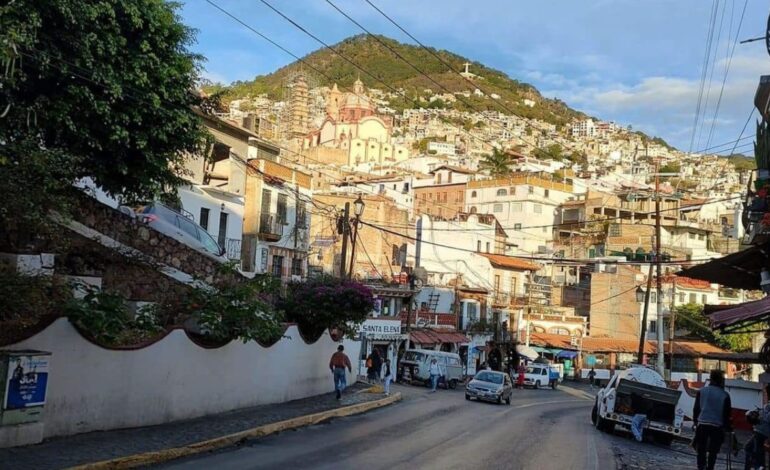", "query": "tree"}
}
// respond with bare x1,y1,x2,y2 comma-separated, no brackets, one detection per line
533,144,563,161
1,0,206,246
279,276,374,339
566,150,588,166
479,148,514,178
674,303,753,352
659,162,681,174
